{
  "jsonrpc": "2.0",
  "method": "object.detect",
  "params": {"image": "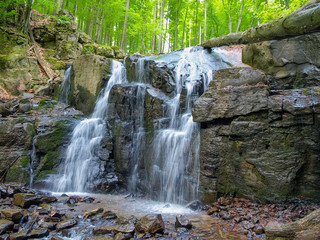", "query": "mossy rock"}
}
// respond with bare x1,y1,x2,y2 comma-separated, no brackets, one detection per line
6,162,29,184
35,119,71,153
35,170,56,181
